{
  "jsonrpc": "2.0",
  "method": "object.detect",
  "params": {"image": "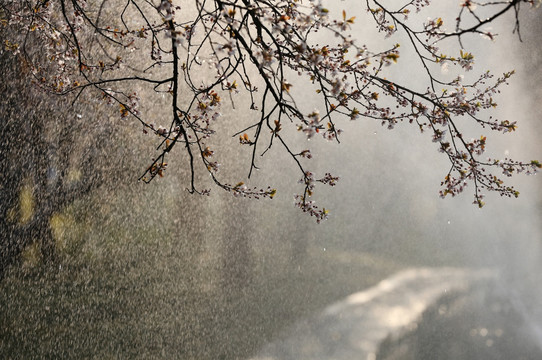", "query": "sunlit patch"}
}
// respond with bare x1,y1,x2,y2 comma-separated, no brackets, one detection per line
67,168,82,183
486,339,494,347
18,183,34,225
50,213,73,253
20,242,41,268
